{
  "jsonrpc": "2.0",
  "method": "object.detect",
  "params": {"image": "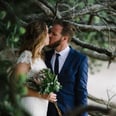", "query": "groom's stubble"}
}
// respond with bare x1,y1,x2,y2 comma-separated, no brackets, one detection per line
47,39,62,49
